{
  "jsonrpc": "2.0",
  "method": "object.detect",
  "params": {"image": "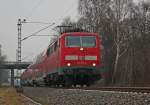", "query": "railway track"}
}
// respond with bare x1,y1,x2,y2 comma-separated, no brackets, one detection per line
85,87,150,93
22,86,150,93
22,86,150,105
20,94,42,105
24,86,150,93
